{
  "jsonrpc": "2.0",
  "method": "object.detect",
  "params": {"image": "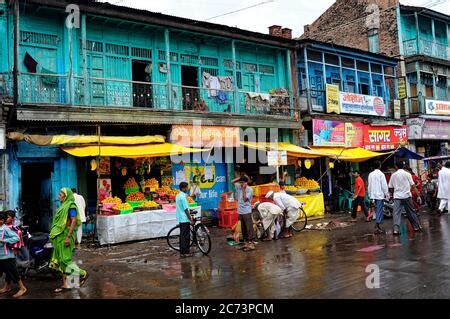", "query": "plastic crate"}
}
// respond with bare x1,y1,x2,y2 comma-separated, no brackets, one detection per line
219,200,238,210
258,183,280,196
218,210,238,229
